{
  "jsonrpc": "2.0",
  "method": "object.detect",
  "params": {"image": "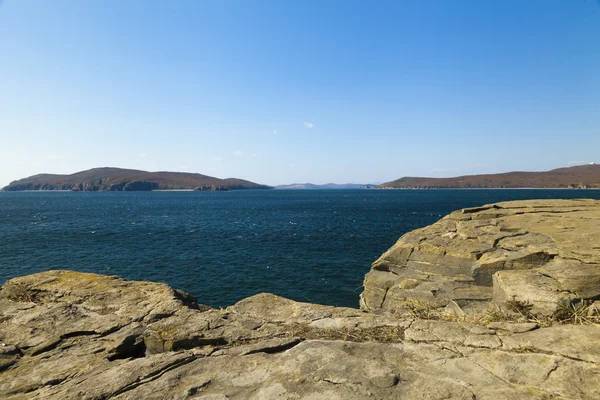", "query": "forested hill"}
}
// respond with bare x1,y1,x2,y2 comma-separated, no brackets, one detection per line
2,167,272,191
379,165,600,189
